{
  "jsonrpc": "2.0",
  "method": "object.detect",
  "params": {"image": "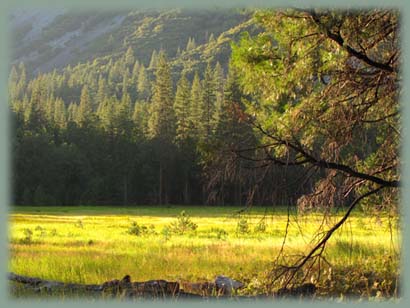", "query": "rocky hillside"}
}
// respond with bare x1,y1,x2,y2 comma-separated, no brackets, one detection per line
10,8,259,77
